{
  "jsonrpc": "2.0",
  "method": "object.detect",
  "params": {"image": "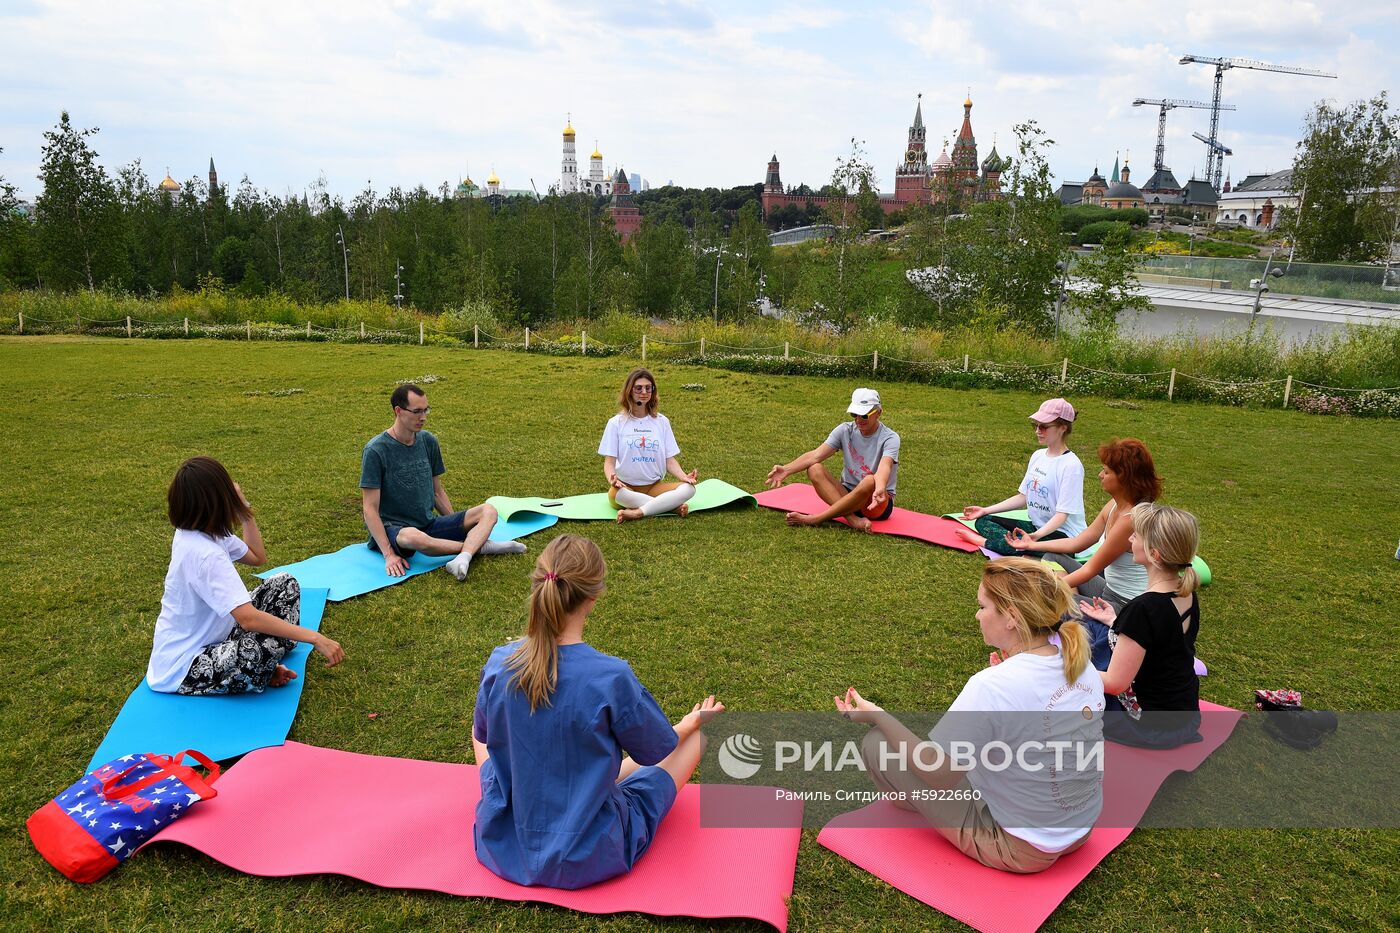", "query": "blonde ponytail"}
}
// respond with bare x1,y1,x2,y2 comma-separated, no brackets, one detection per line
505,534,607,711
980,557,1087,684
1129,502,1201,596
